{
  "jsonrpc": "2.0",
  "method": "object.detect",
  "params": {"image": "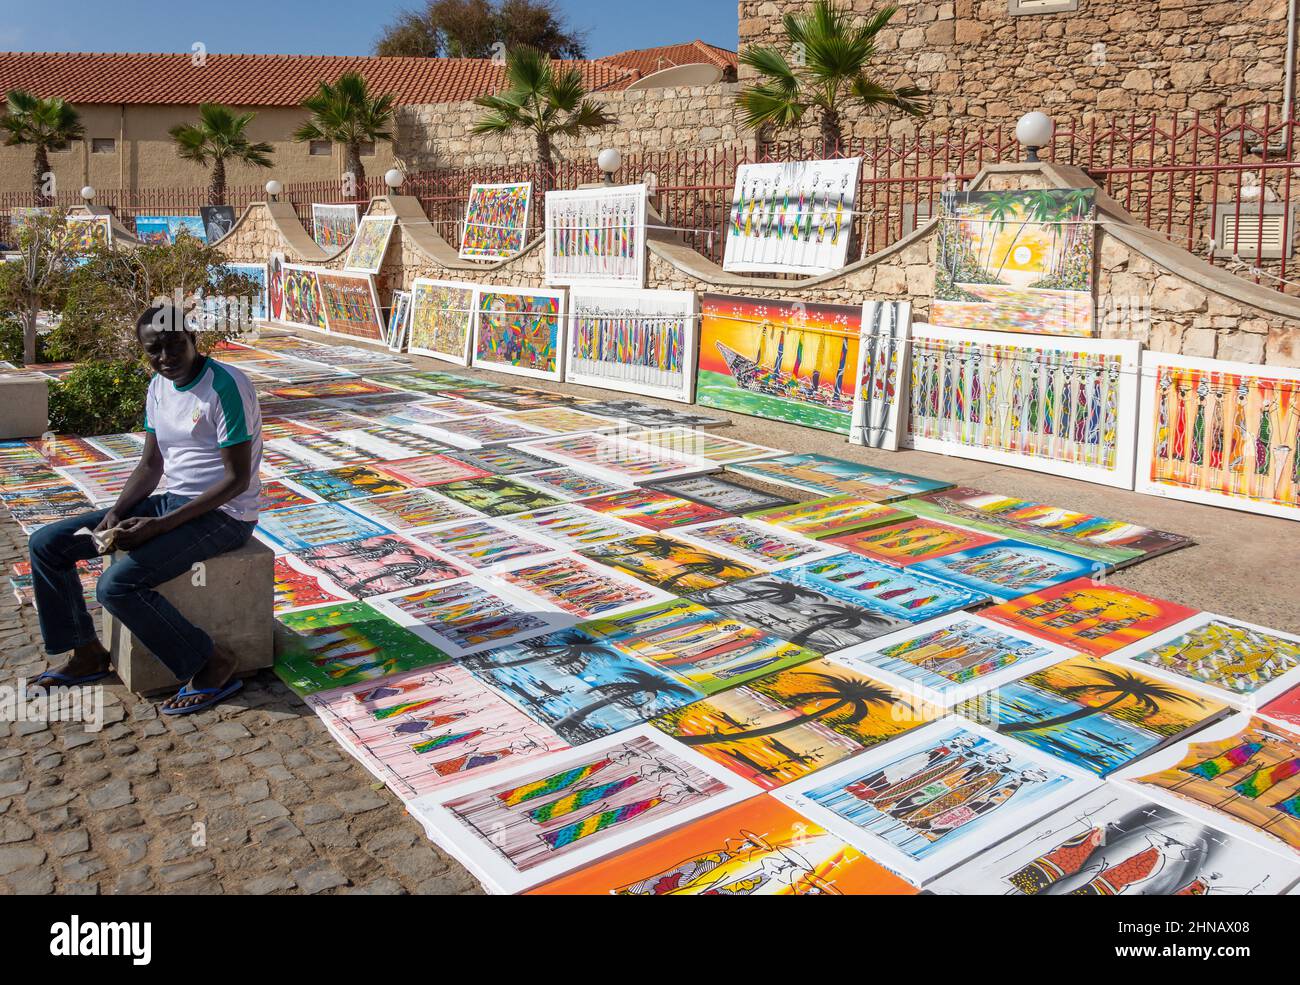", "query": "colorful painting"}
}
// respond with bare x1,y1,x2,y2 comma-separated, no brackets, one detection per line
385,289,410,351
579,488,729,531
411,727,756,894
907,325,1140,488
459,181,531,260
1119,715,1300,856
641,474,793,514
431,476,564,518
959,653,1231,776
723,157,861,275
580,533,765,594
444,445,555,476
297,534,469,597
498,408,621,436
653,657,935,790
291,465,410,501
729,453,951,500
514,467,627,502
411,519,557,572
583,598,819,694
340,488,477,531
933,188,1096,337
307,664,567,801
523,432,707,485
746,495,904,540
850,300,912,450
408,279,477,365
56,459,154,503
29,435,109,469
86,433,147,459
777,719,1094,886
673,517,839,571
772,553,987,623
529,795,918,895
698,294,861,434
267,253,286,321
462,627,700,744
472,286,565,381
64,214,112,252
133,214,205,244
928,785,1300,896
544,183,647,287
224,263,268,321
275,600,448,695
279,264,327,331
494,553,669,620
509,504,642,551
343,214,396,273
316,270,384,341
1,484,92,532
900,486,1192,567
311,203,359,250
825,518,999,567
580,399,726,430
624,427,781,466
1263,688,1300,730
1136,351,1300,520
981,577,1199,658
256,502,389,553
565,287,697,402
272,555,352,614
910,539,1098,602
374,455,491,488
